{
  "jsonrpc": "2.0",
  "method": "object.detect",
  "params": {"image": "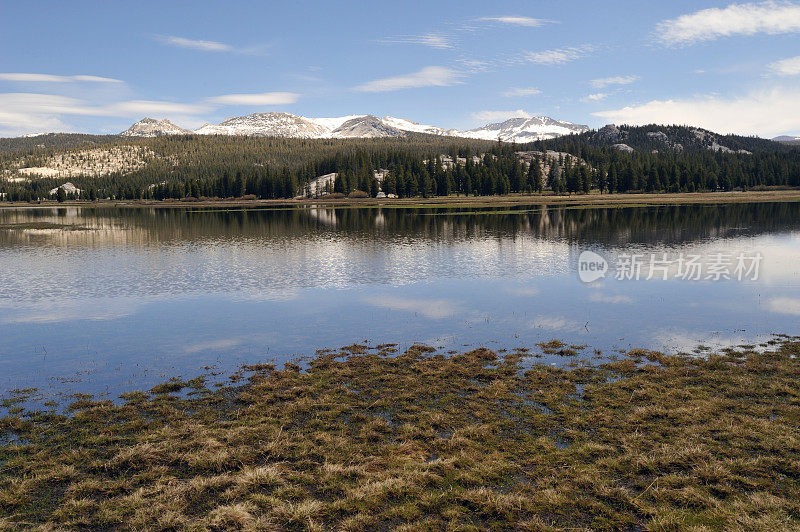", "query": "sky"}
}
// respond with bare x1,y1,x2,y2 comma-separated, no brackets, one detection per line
2,0,800,138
